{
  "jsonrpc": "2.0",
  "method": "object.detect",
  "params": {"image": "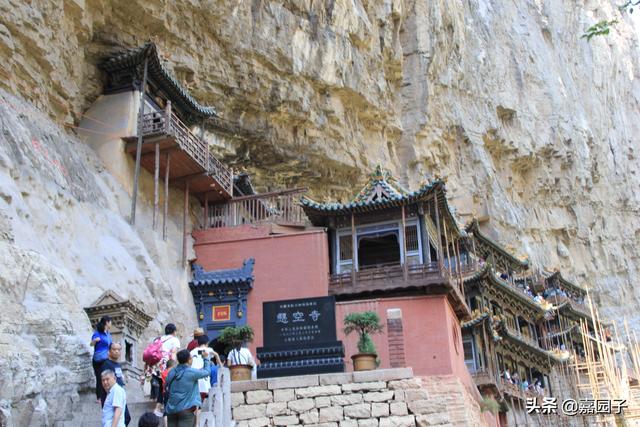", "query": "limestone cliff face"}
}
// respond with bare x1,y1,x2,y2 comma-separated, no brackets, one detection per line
1,0,640,425
0,91,199,426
